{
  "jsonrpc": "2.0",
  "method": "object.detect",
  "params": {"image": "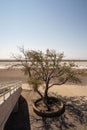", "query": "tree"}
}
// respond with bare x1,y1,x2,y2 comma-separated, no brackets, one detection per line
17,47,82,111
